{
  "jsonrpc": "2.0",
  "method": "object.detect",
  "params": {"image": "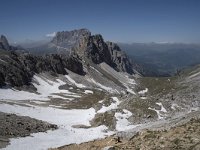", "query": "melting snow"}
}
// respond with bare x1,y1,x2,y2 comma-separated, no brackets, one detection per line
141,97,147,99
0,75,81,101
84,90,94,94
148,102,167,119
115,109,138,131
138,88,148,95
97,97,120,113
0,104,113,150
0,88,48,101
126,87,136,94
156,102,167,113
